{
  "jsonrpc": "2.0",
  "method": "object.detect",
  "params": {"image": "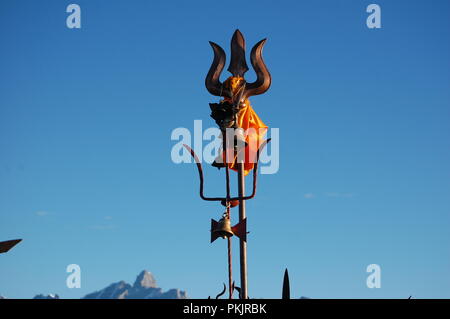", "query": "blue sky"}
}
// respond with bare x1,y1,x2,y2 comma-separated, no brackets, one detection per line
1,0,449,299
